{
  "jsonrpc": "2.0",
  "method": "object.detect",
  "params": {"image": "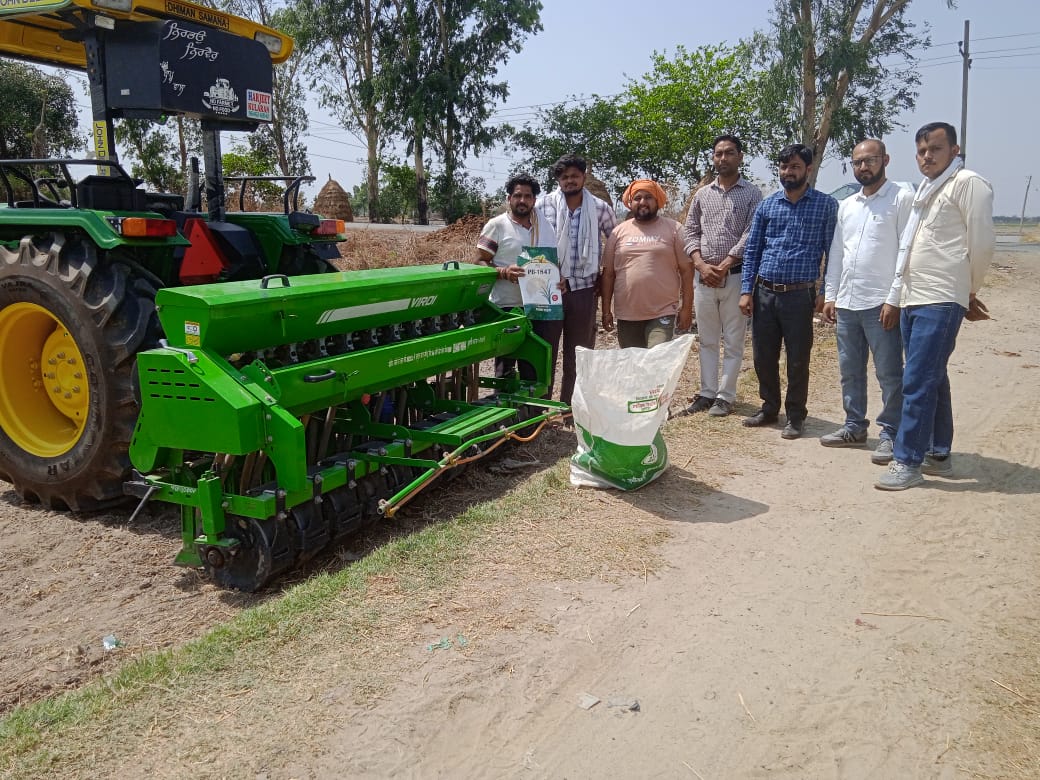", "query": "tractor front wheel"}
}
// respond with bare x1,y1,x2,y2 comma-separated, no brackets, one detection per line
0,233,158,510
